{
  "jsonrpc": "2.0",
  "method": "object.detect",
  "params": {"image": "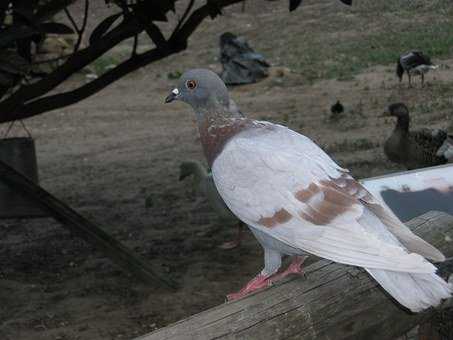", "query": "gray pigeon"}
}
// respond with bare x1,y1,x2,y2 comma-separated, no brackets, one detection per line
165,69,451,311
